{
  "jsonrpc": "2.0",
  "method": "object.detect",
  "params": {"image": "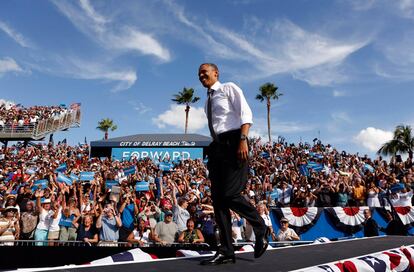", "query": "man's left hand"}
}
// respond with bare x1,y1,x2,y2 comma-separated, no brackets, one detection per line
237,140,249,162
